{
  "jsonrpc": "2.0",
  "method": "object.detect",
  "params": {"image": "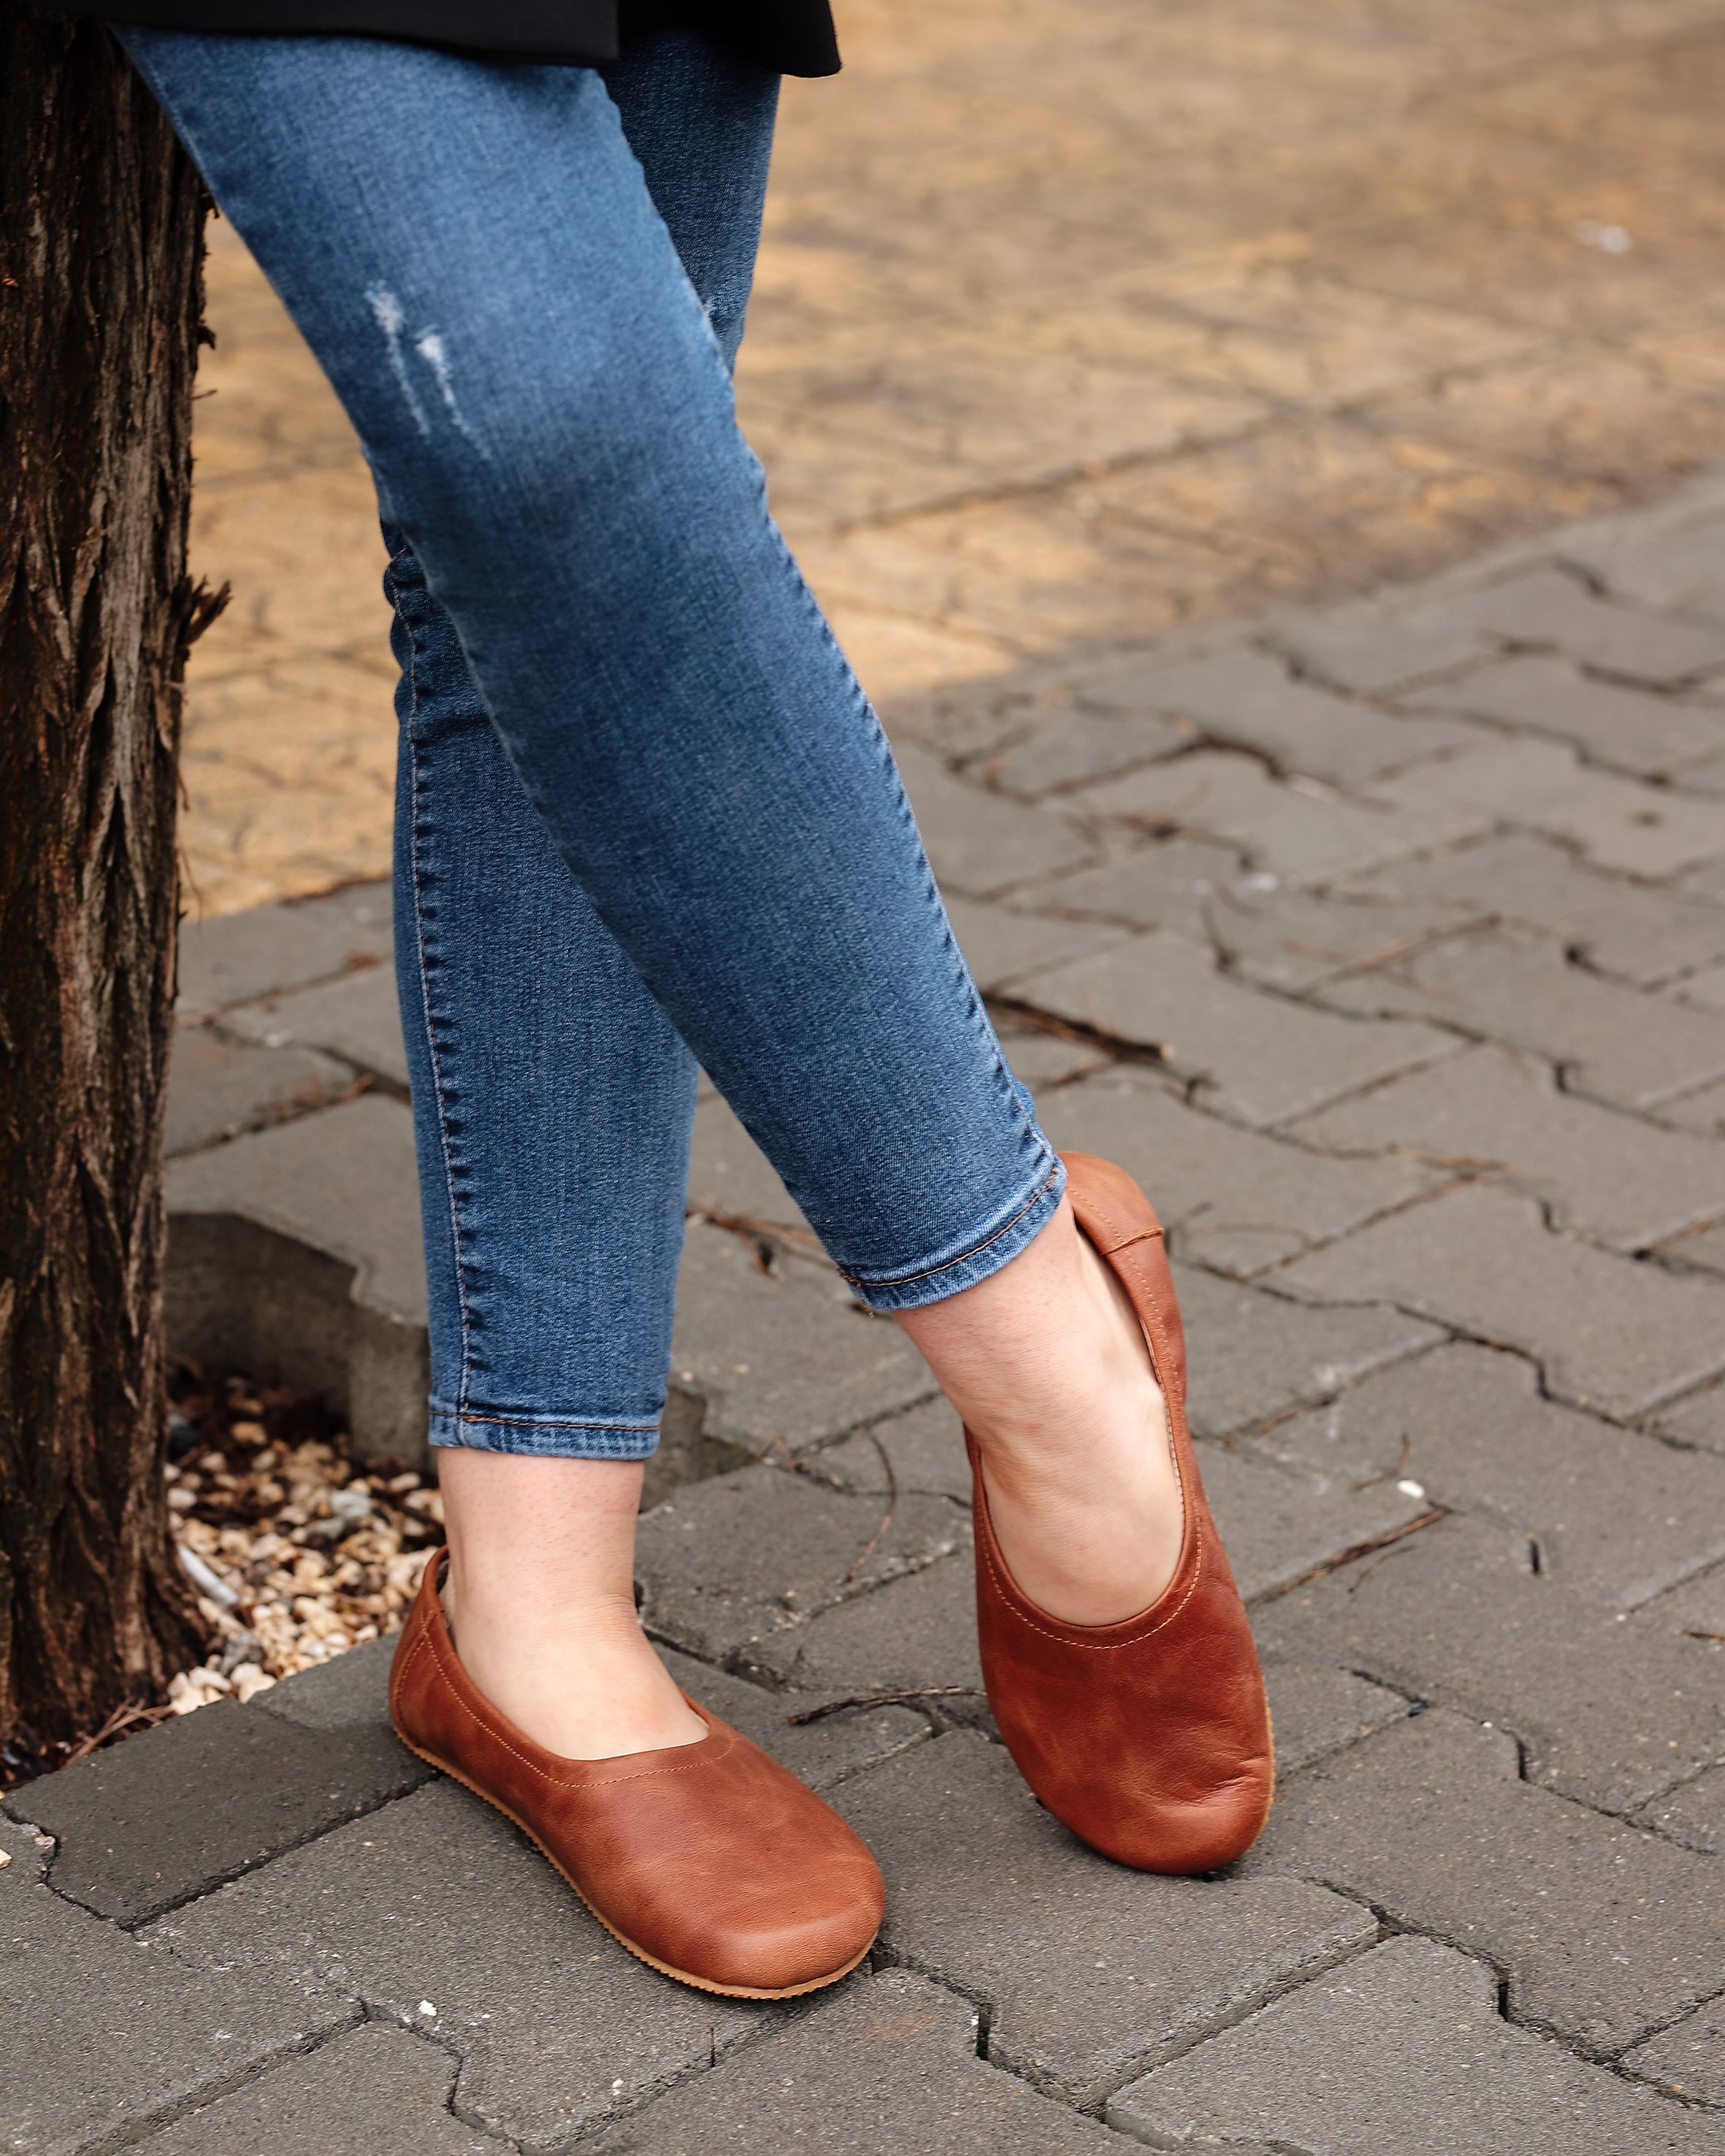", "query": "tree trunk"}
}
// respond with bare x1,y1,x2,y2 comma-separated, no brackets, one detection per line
0,7,218,1760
